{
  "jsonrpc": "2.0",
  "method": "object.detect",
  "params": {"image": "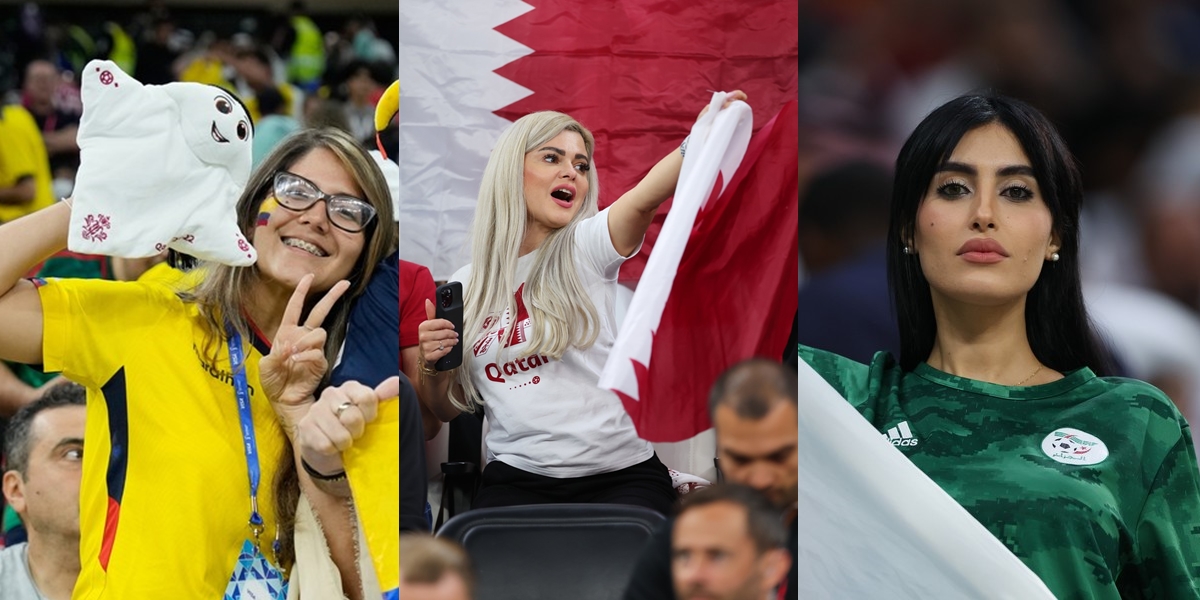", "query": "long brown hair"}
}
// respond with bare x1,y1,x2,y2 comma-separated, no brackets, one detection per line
184,127,396,374
182,127,396,571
